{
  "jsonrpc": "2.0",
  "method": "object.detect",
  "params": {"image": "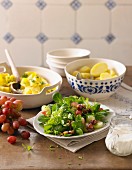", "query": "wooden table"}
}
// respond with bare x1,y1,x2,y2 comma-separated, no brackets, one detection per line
0,66,132,170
